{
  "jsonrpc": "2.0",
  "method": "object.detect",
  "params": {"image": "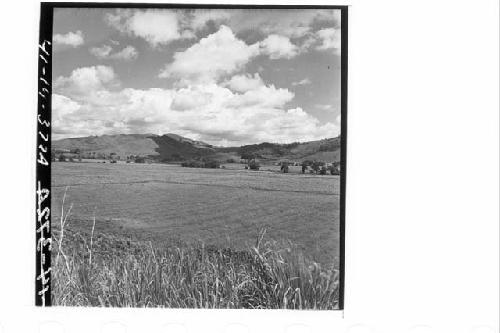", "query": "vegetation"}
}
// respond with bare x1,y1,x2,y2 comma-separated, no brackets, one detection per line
134,157,146,163
280,162,289,173
52,163,341,289
181,159,220,169
52,224,339,309
53,133,341,166
151,135,213,161
248,159,260,170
